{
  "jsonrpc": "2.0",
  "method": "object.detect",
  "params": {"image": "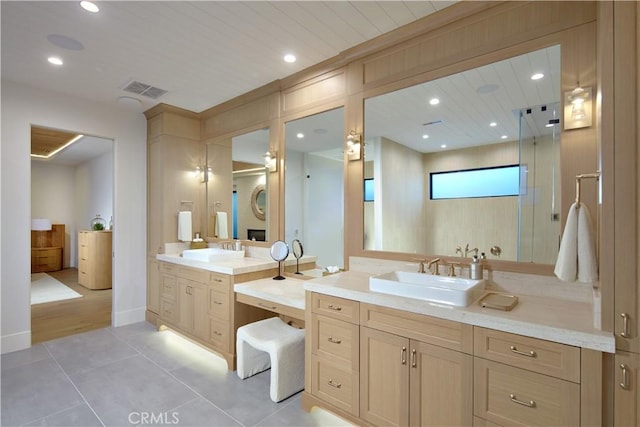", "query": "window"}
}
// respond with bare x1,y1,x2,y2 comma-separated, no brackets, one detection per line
364,178,374,202
430,165,522,200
